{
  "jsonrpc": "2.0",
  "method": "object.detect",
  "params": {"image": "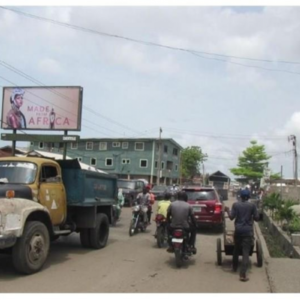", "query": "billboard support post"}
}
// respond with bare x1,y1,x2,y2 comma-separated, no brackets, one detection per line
12,129,16,156
63,130,68,160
